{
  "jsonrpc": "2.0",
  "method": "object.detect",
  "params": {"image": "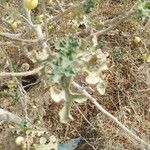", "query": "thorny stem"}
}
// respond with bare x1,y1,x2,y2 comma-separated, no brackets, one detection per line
72,82,150,149
23,5,50,62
